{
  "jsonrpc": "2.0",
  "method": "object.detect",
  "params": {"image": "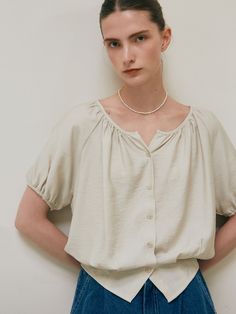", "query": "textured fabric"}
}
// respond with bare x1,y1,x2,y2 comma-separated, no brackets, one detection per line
70,267,217,313
25,99,236,303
